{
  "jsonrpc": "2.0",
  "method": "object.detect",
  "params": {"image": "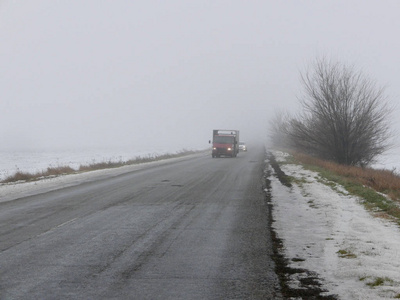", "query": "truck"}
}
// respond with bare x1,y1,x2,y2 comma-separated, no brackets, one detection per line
210,129,240,158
